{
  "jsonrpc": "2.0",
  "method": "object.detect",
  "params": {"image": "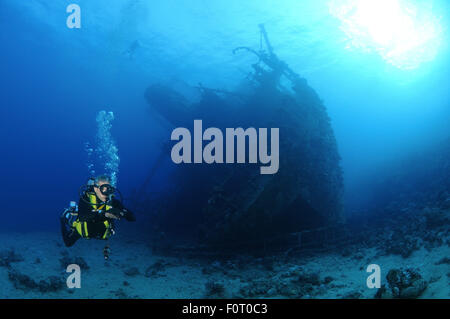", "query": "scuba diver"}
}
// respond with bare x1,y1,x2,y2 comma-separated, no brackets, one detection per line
123,40,141,60
60,175,136,253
